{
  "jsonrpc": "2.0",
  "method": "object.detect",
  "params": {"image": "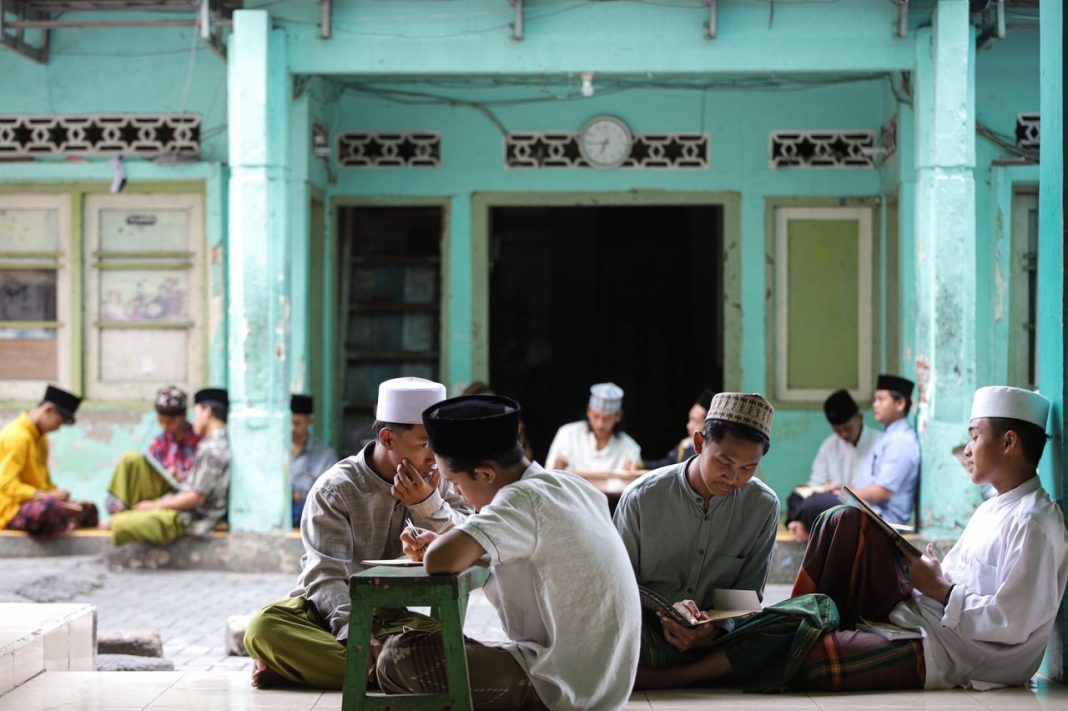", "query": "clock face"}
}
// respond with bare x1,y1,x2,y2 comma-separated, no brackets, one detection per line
579,117,633,168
